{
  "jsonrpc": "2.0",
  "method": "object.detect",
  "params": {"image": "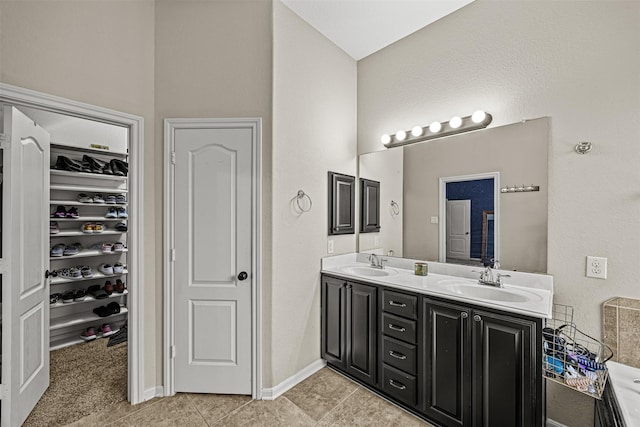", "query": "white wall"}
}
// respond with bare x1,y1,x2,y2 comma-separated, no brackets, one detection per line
358,1,640,425
272,0,357,386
